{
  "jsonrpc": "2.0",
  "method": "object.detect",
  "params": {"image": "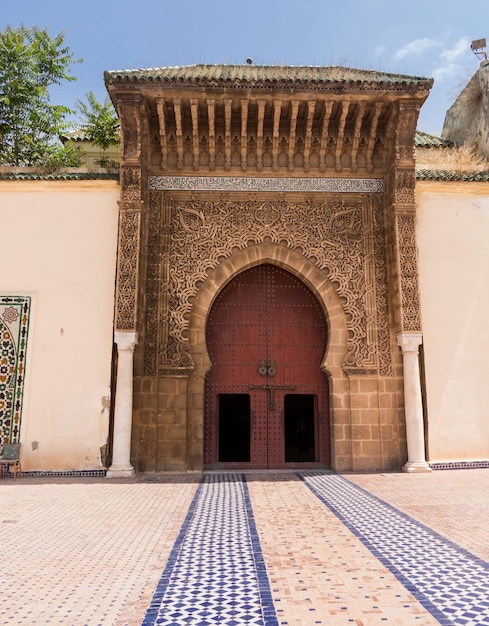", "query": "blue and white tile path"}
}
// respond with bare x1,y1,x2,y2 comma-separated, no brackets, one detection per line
142,472,489,626
301,471,489,626
142,473,278,626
